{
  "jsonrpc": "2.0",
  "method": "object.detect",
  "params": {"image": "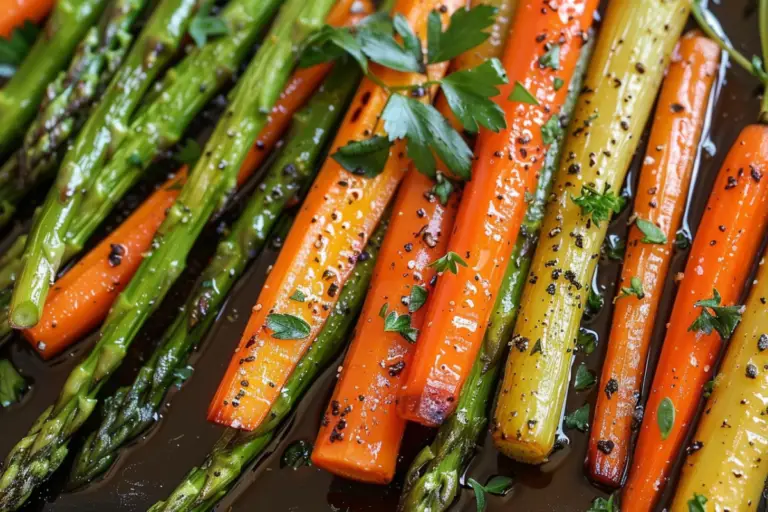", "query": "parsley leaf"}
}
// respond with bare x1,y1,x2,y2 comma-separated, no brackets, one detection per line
553,77,564,91
266,313,311,340
0,20,39,74
571,184,625,227
408,285,428,313
189,2,229,48
332,135,392,178
382,94,472,179
688,493,707,512
0,359,26,407
564,403,590,432
430,172,454,205
290,289,307,302
616,276,645,301
358,13,424,73
300,24,368,71
426,5,496,64
577,328,597,355
440,58,508,133
574,363,595,391
379,303,389,318
281,440,313,469
540,115,563,145
508,81,539,105
539,44,561,69
587,495,616,512
688,289,743,340
587,286,604,316
384,311,419,342
675,230,692,250
657,396,675,440
635,218,667,244
429,251,468,274
175,139,202,166
603,234,625,261
468,476,513,512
